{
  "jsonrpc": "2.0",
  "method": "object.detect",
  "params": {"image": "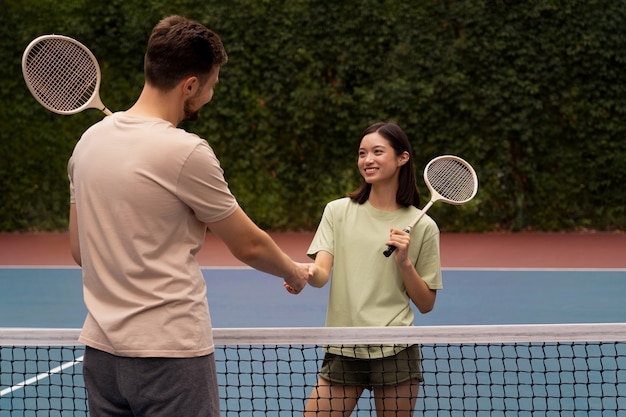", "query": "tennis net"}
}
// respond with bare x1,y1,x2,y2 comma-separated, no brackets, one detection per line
1,324,625,416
